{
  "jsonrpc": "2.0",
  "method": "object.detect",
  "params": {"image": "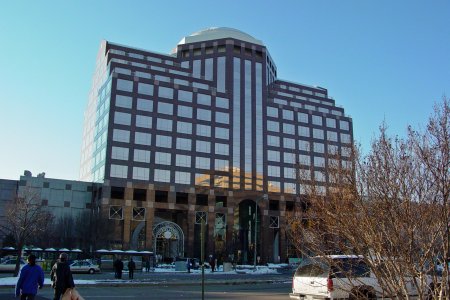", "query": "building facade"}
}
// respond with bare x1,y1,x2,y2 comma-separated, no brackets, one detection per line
80,28,353,263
